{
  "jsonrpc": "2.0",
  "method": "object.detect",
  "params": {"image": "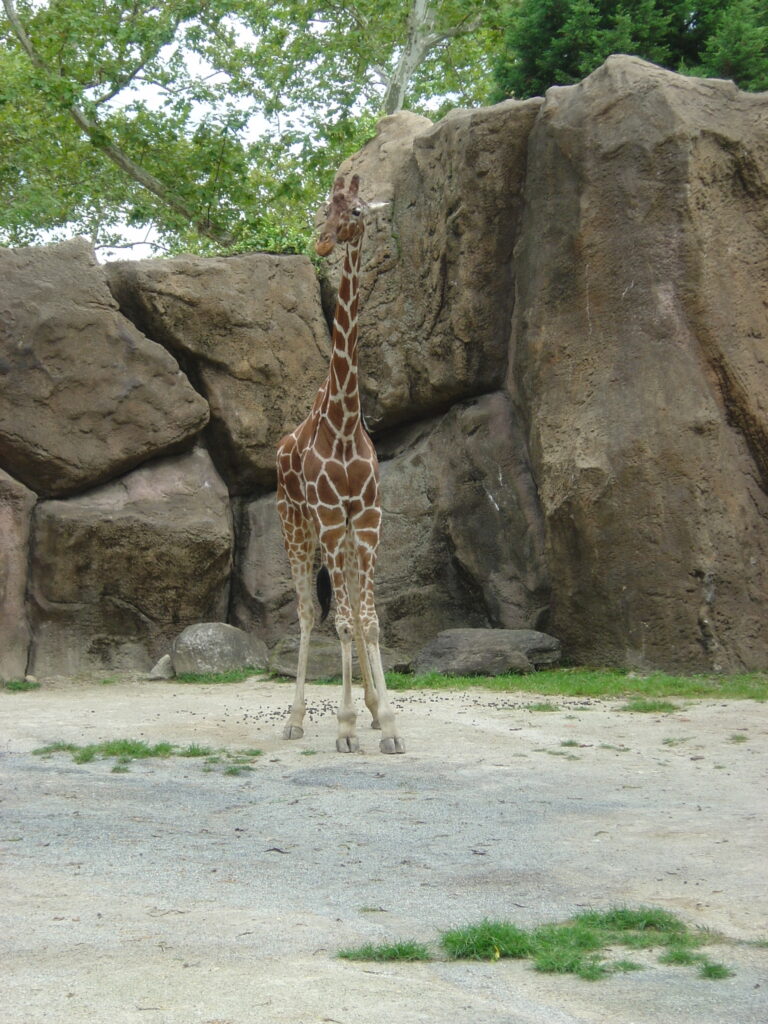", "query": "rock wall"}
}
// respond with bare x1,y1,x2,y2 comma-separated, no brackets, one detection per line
1,56,766,677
